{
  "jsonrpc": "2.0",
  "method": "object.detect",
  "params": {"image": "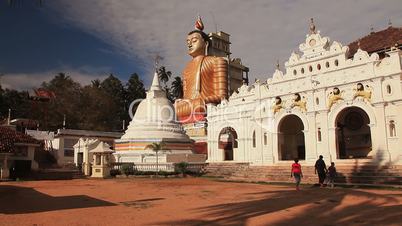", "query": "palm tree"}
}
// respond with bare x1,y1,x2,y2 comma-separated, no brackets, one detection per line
171,76,183,100
157,66,172,85
151,142,165,175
